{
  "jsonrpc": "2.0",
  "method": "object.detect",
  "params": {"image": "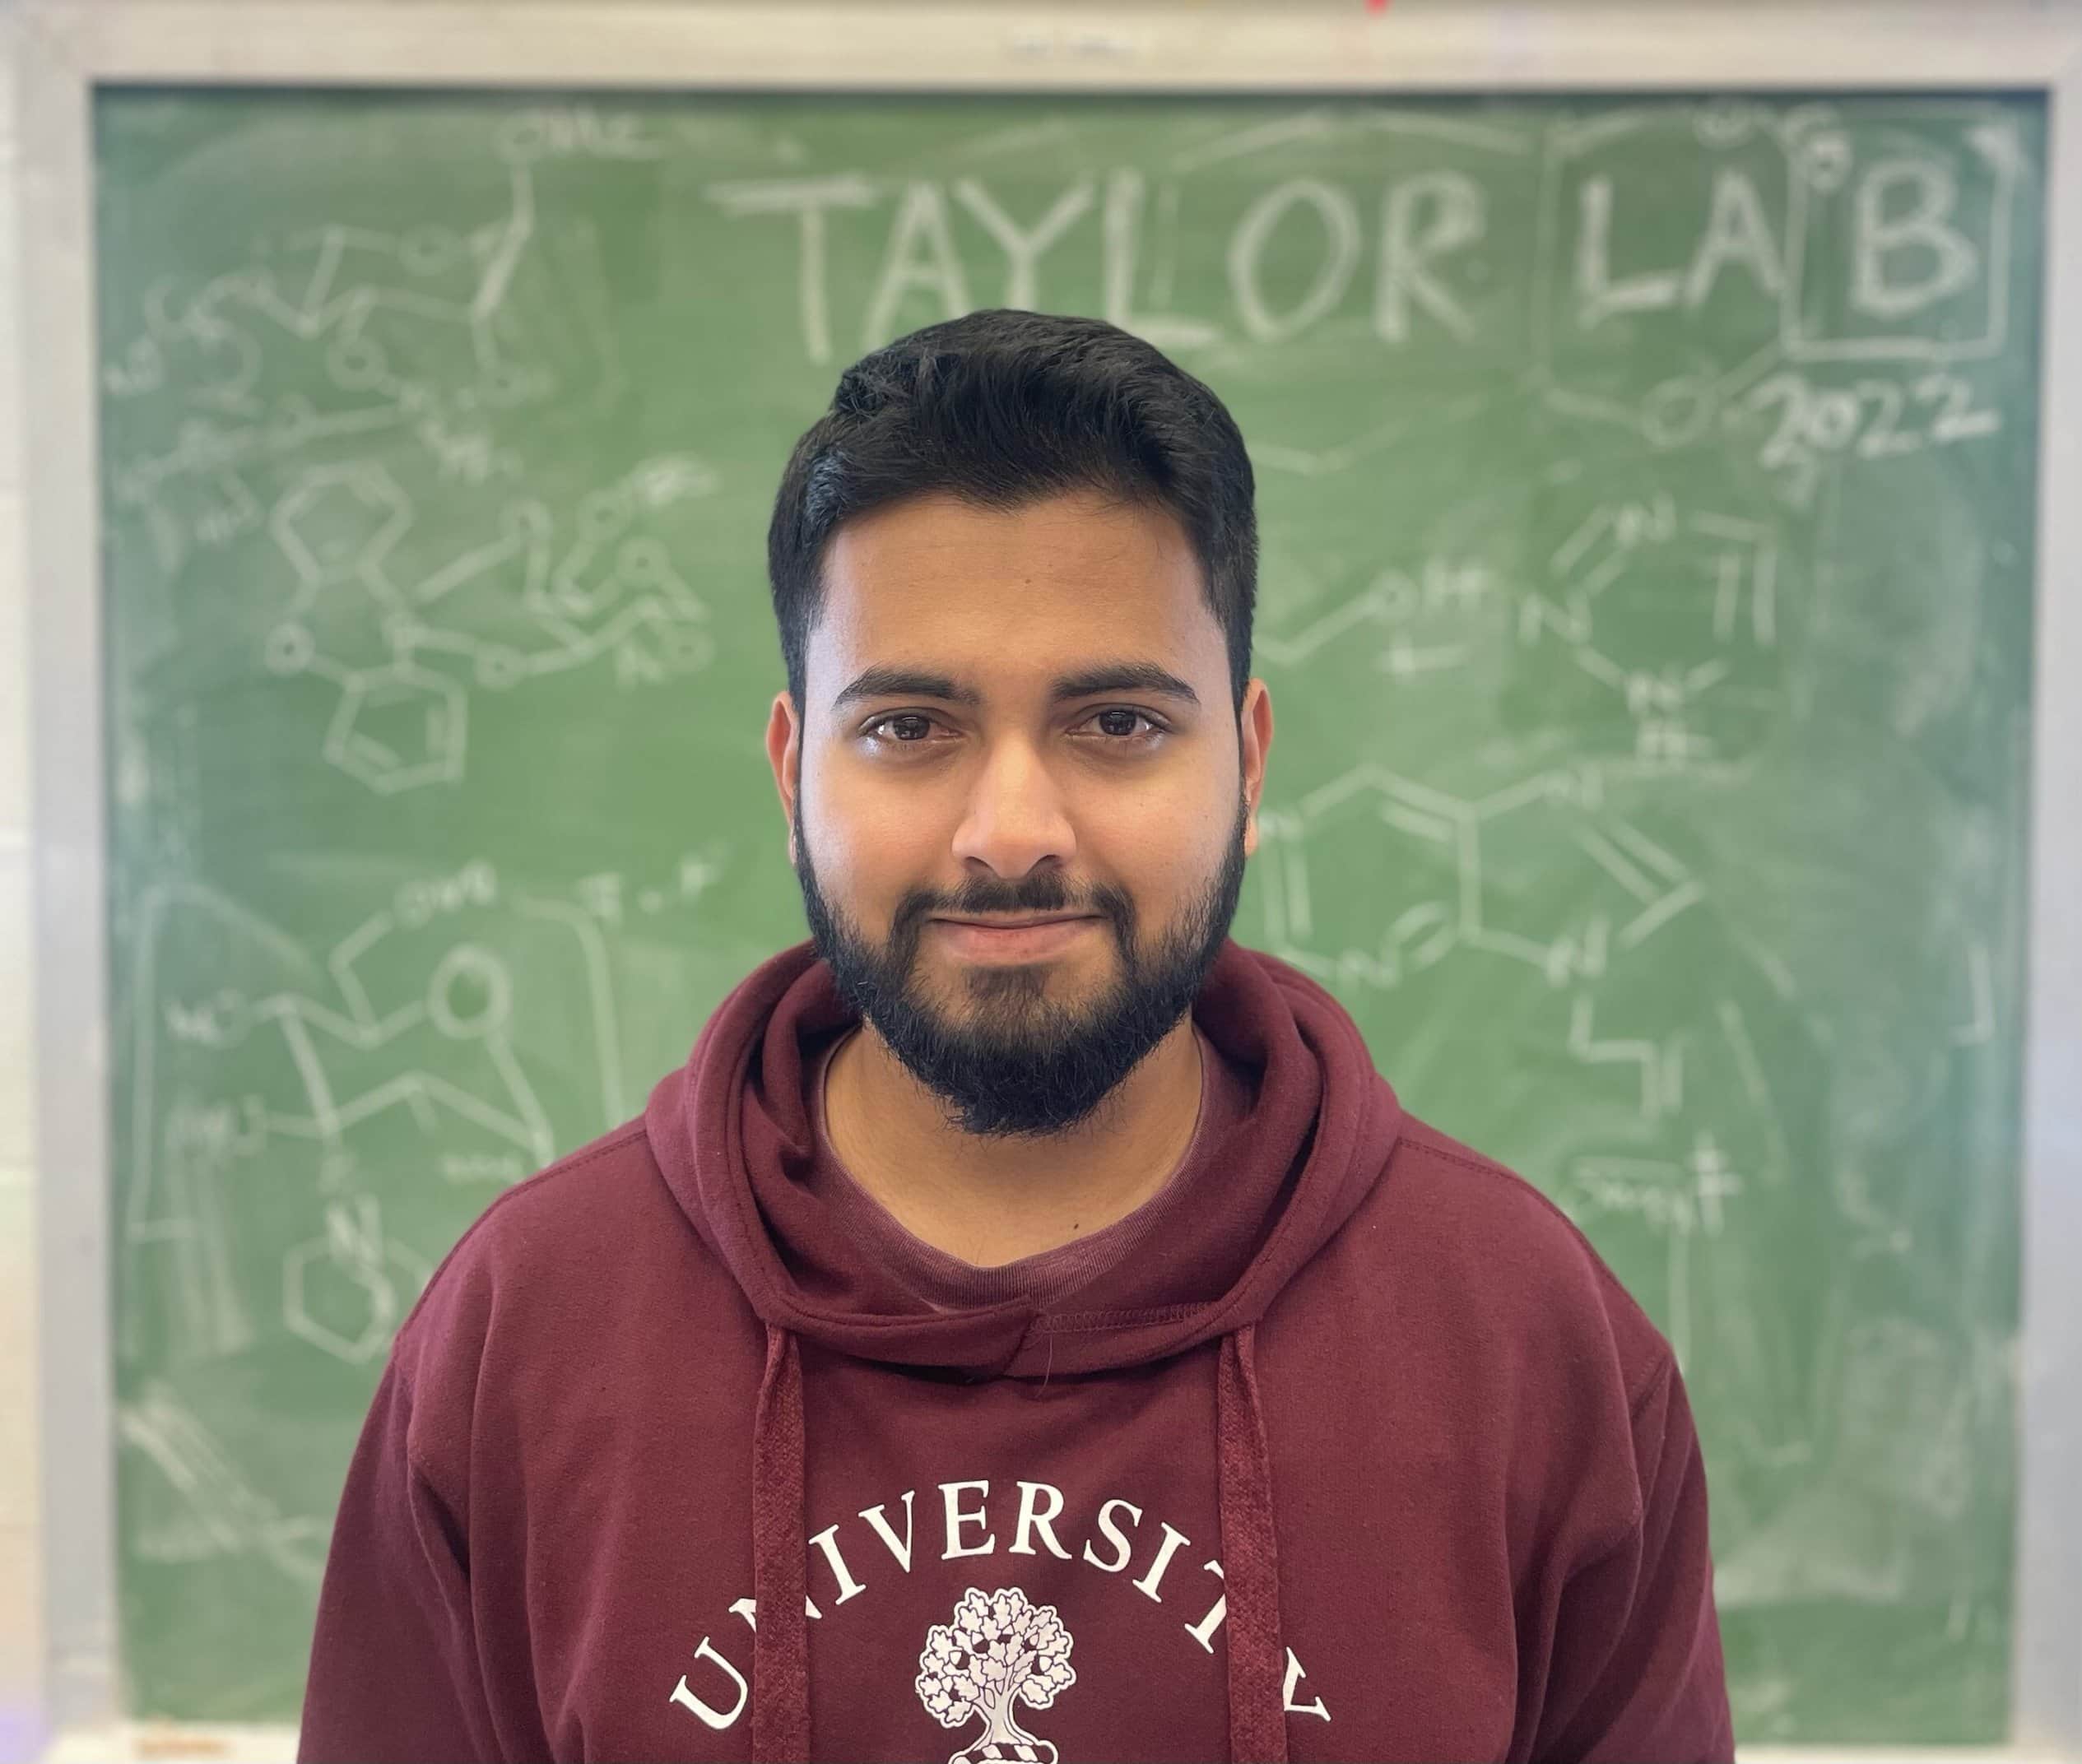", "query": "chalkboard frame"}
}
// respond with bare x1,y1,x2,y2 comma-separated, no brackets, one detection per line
14,3,2082,1753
